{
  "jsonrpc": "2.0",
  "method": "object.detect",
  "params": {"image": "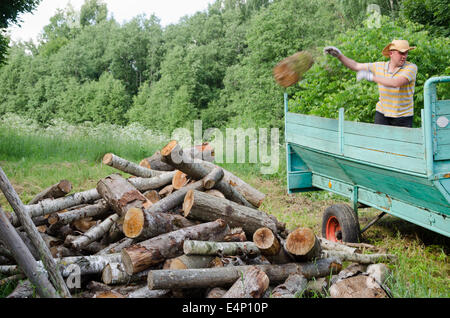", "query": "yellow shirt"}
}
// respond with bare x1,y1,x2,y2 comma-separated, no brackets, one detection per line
364,61,418,118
